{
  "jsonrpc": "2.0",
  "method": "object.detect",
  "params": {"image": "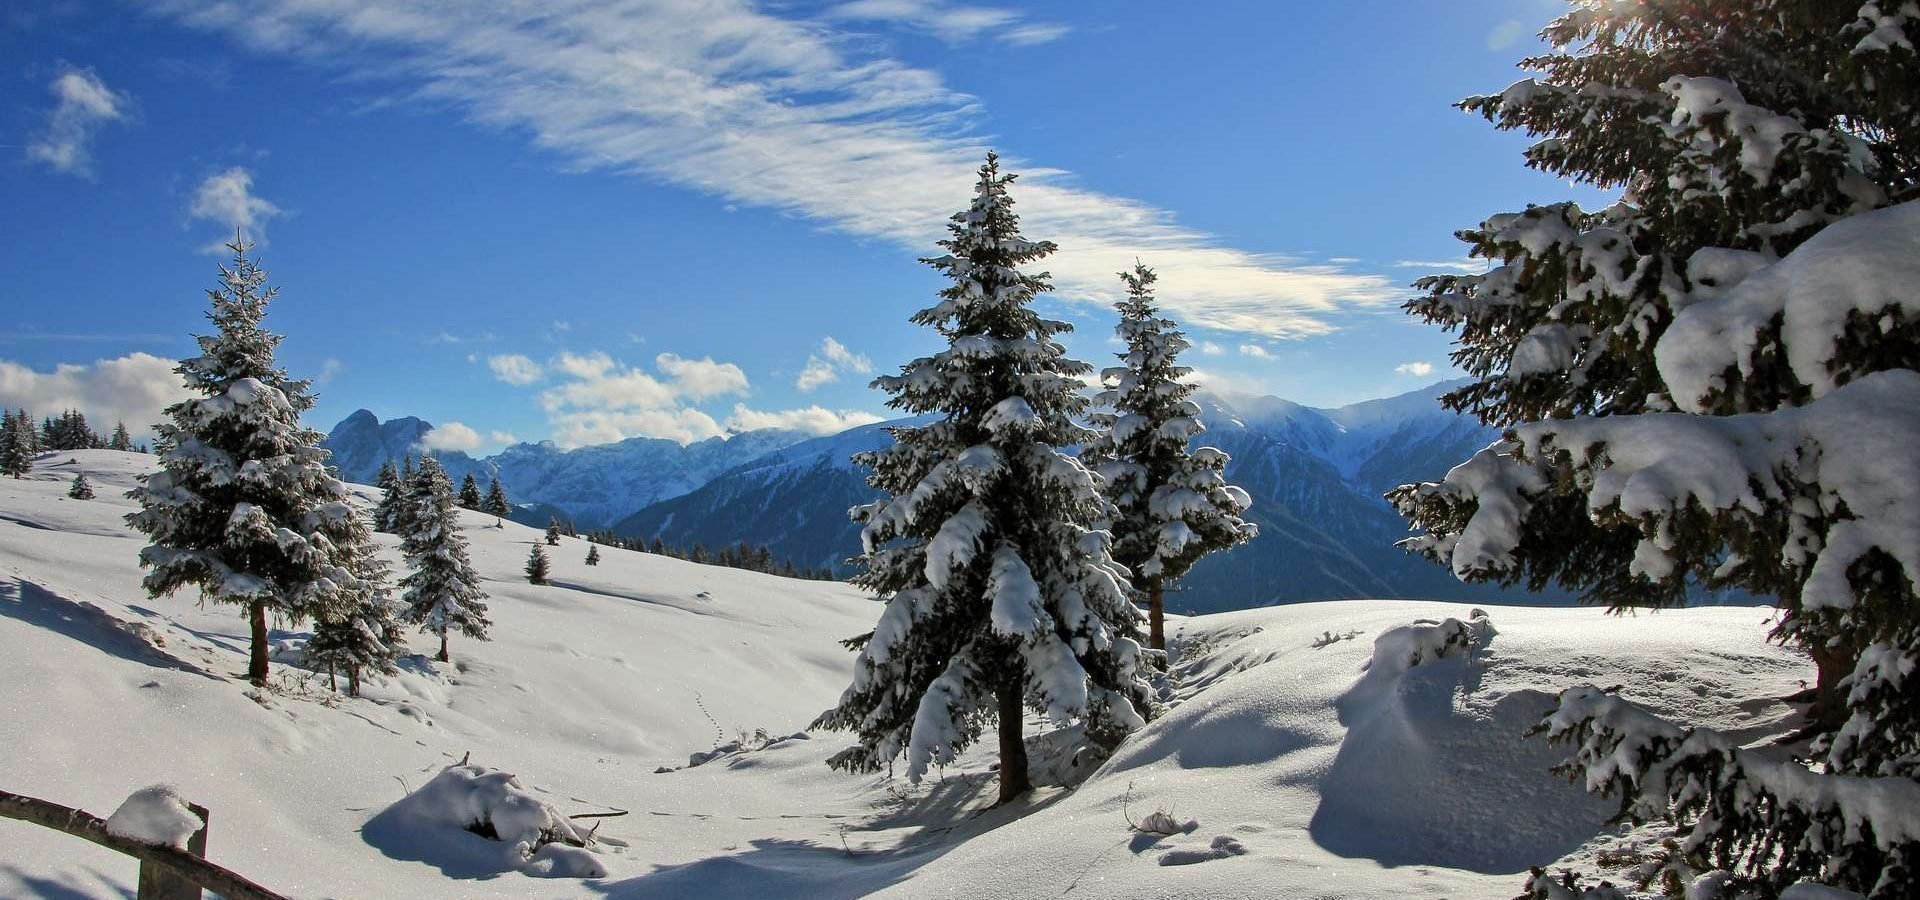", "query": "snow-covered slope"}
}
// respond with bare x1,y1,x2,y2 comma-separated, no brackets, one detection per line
320,410,807,528
0,450,1806,898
